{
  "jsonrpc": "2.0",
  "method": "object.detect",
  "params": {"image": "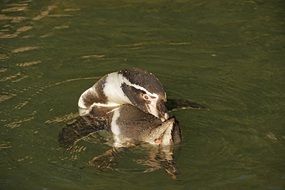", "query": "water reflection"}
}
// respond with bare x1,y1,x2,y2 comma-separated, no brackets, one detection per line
32,5,57,21
0,0,32,39
0,1,79,39
1,3,28,13
88,144,179,179
0,142,12,150
0,93,14,103
0,14,26,23
16,60,41,67
12,46,40,53
5,114,34,128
